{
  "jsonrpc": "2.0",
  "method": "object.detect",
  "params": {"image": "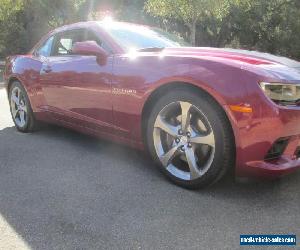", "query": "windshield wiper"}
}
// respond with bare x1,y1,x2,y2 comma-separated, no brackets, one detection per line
137,47,165,52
